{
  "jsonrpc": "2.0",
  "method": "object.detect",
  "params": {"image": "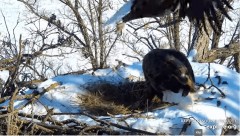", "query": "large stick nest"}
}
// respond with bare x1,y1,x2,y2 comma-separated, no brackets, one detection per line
78,81,164,116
